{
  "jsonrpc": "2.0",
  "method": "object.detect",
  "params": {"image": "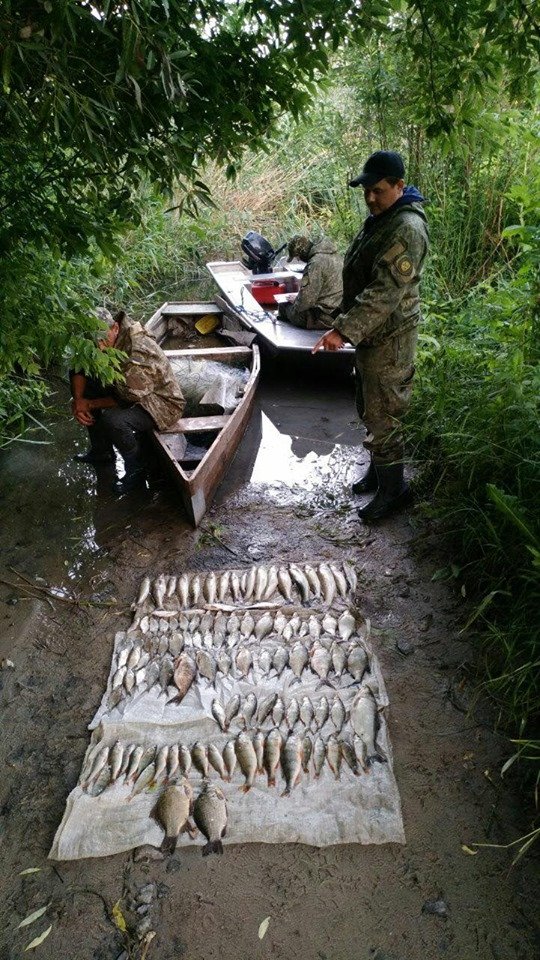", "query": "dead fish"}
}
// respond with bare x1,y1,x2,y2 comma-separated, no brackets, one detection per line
204,571,217,605
195,649,216,683
227,612,240,635
310,643,332,684
193,782,228,856
176,574,189,608
318,564,336,606
157,634,169,658
83,746,109,788
235,732,258,792
343,560,358,594
152,781,194,854
153,574,167,608
340,739,360,776
298,619,309,637
179,744,192,776
314,695,330,730
240,611,255,639
318,632,334,650
330,562,348,599
253,731,265,773
354,734,367,770
208,743,227,780
242,565,256,601
159,655,175,694
330,696,346,732
152,745,169,786
264,728,283,787
224,694,241,729
240,692,258,728
140,615,150,634
145,659,160,690
167,744,180,781
137,576,151,606
308,615,321,641
213,611,227,641
218,570,230,602
223,740,236,780
166,575,177,598
282,621,293,642
235,646,252,678
254,565,268,601
300,696,314,729
90,764,112,796
125,745,144,782
331,641,347,678
304,564,321,599
286,697,300,731
109,741,124,782
258,647,273,675
129,761,156,800
118,743,135,781
169,632,184,658
350,686,385,764
302,734,313,774
277,566,293,601
230,571,242,602
169,653,196,703
325,735,342,780
109,686,124,709
189,613,201,631
112,665,127,690
338,610,355,643
289,563,310,603
192,742,209,777
191,574,202,607
272,645,289,677
289,613,301,633
116,646,130,669
124,667,136,694
200,611,214,633
272,696,285,727
281,734,303,796
274,612,287,635
290,641,309,679
263,564,279,600
216,649,232,677
211,698,227,732
322,613,337,636
258,693,278,725
347,644,368,683
313,737,326,777
254,611,273,641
